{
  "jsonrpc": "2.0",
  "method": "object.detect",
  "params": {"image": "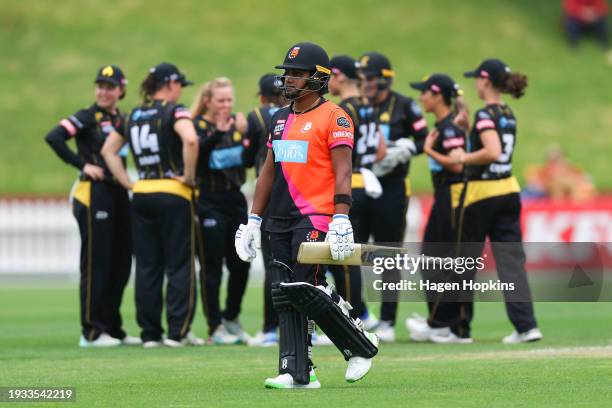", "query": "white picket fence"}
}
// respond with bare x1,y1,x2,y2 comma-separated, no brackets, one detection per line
0,195,424,277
